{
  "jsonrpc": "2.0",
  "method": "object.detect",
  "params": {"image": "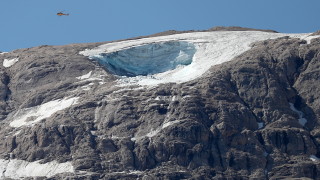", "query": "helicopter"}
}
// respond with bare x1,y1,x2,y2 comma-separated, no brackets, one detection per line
57,11,69,16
